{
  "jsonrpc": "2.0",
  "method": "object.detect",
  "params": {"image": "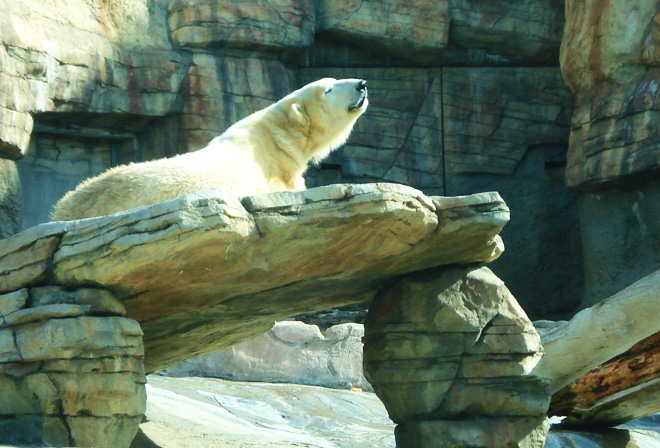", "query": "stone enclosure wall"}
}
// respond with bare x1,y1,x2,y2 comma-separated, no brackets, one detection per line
1,0,658,317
